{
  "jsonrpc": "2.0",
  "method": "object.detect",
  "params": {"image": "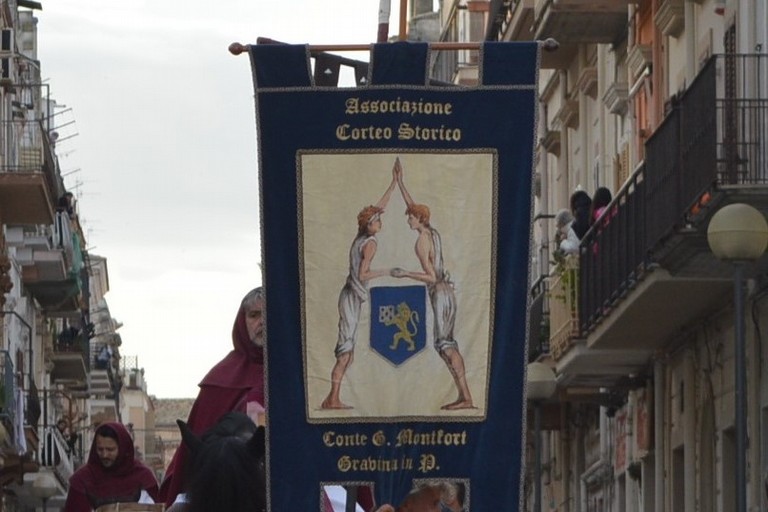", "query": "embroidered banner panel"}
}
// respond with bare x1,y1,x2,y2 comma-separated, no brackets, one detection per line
249,41,540,511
